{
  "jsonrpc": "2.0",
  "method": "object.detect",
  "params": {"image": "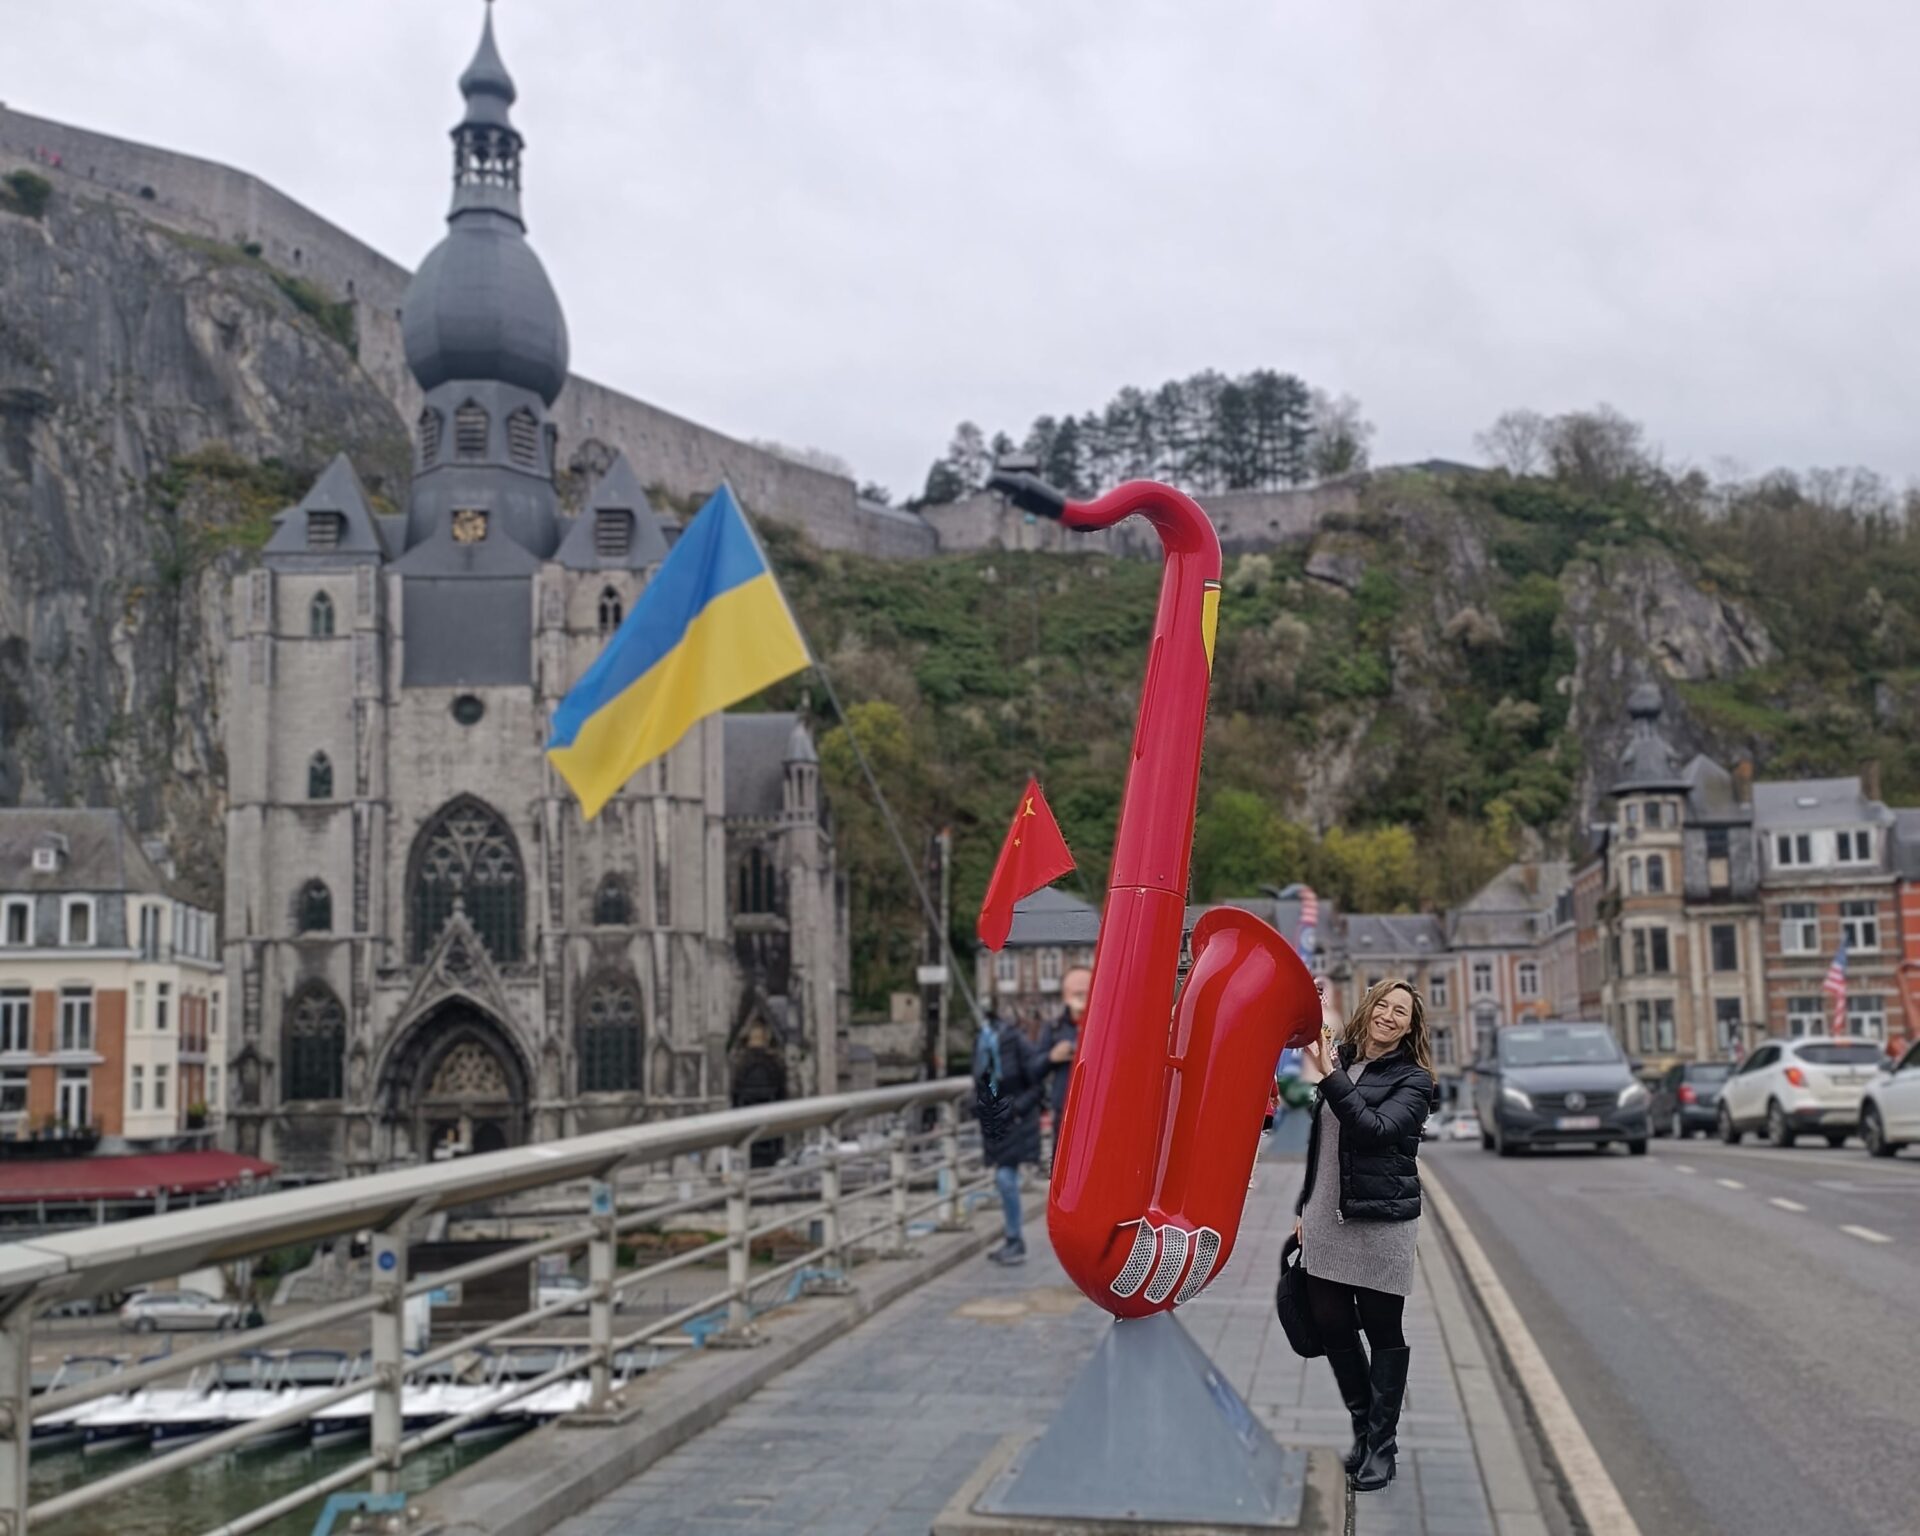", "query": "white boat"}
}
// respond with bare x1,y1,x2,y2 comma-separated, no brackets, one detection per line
149,1350,358,1453
32,1355,126,1452
76,1363,219,1456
